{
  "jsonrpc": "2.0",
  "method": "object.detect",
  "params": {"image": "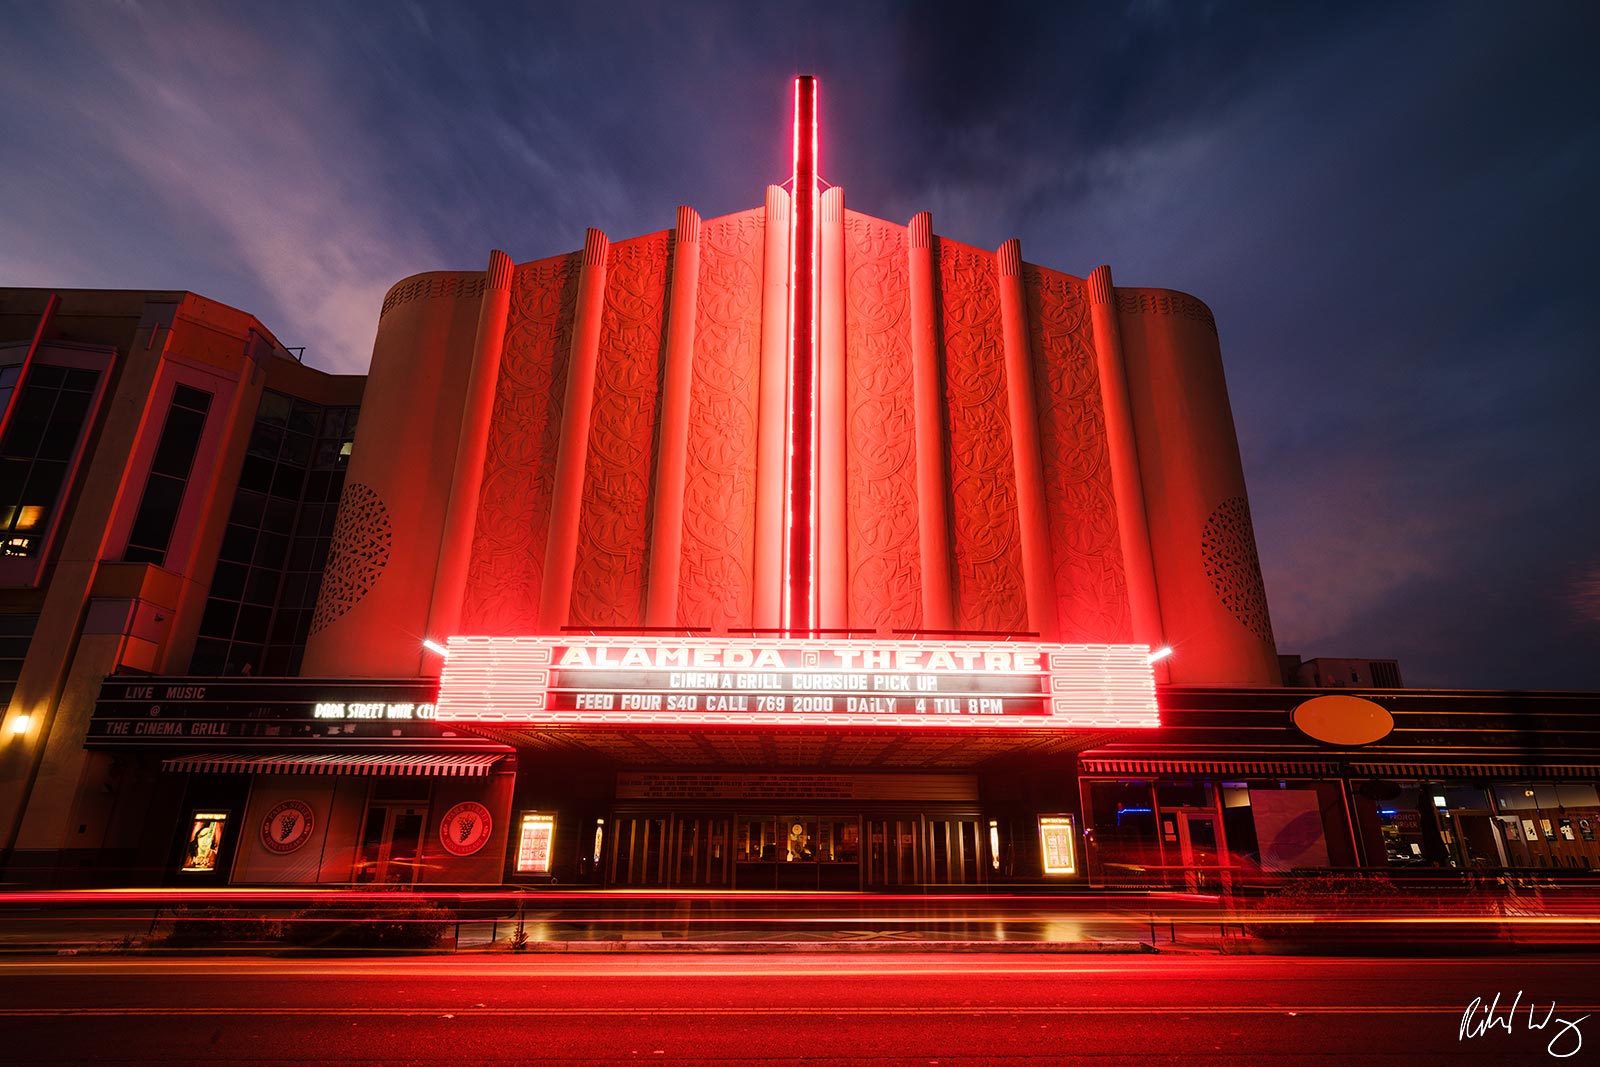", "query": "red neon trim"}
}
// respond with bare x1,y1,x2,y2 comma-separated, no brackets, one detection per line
787,76,818,635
